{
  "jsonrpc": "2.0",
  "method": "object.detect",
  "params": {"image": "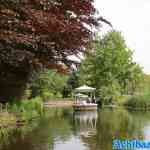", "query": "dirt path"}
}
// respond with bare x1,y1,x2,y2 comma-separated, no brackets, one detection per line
44,100,74,108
